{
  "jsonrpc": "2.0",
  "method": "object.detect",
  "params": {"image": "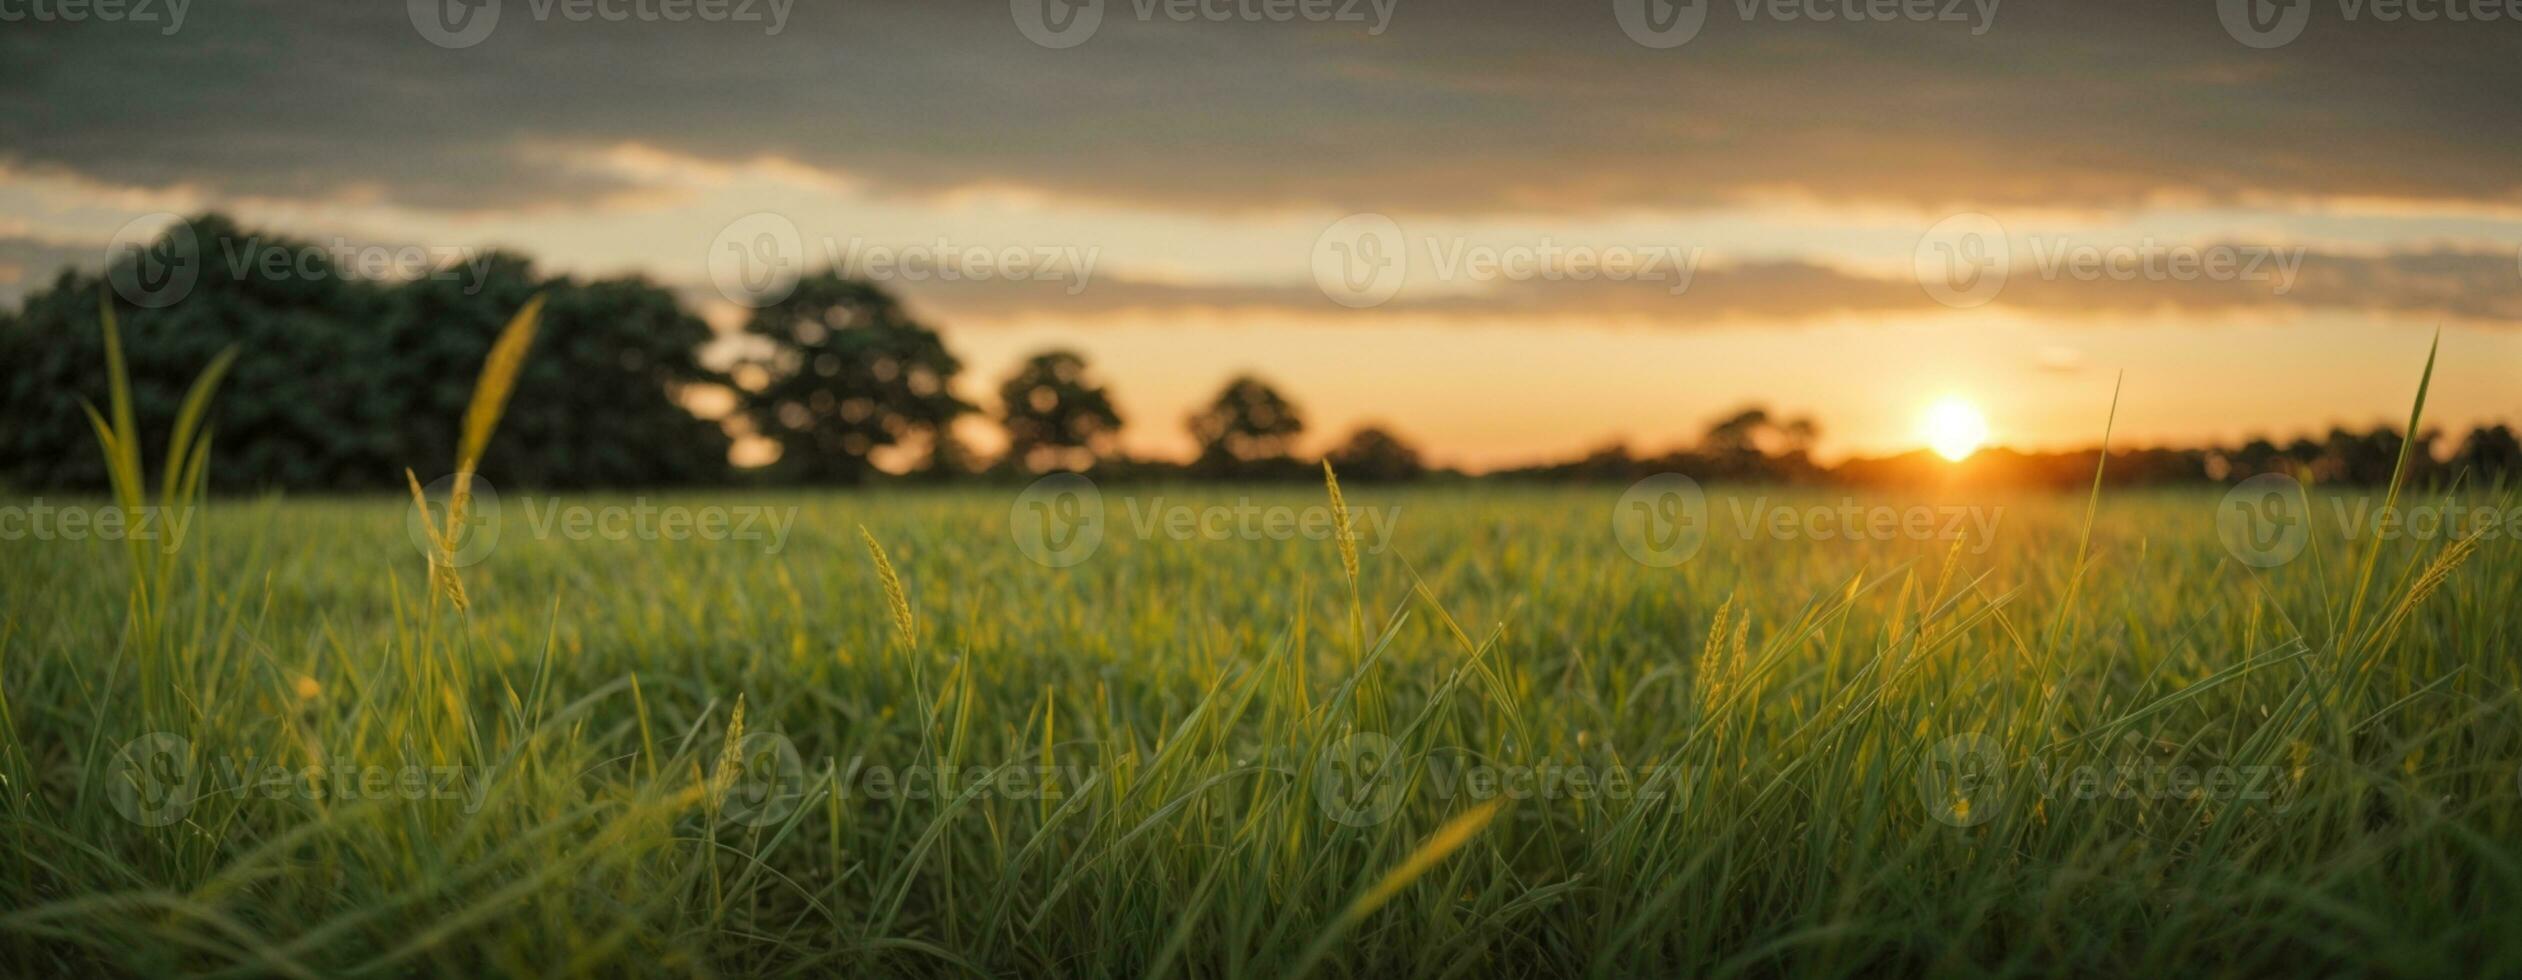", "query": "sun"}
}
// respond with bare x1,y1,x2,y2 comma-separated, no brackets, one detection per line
1922,397,1990,461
